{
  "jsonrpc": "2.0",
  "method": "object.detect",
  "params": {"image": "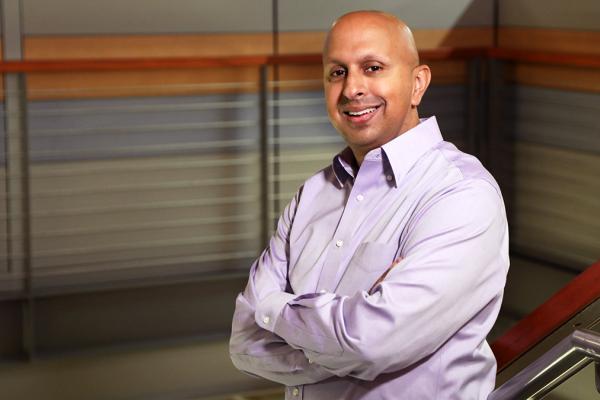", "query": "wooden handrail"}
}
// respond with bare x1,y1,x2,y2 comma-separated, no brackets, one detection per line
491,259,600,371
0,48,484,73
0,47,598,73
490,47,600,69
